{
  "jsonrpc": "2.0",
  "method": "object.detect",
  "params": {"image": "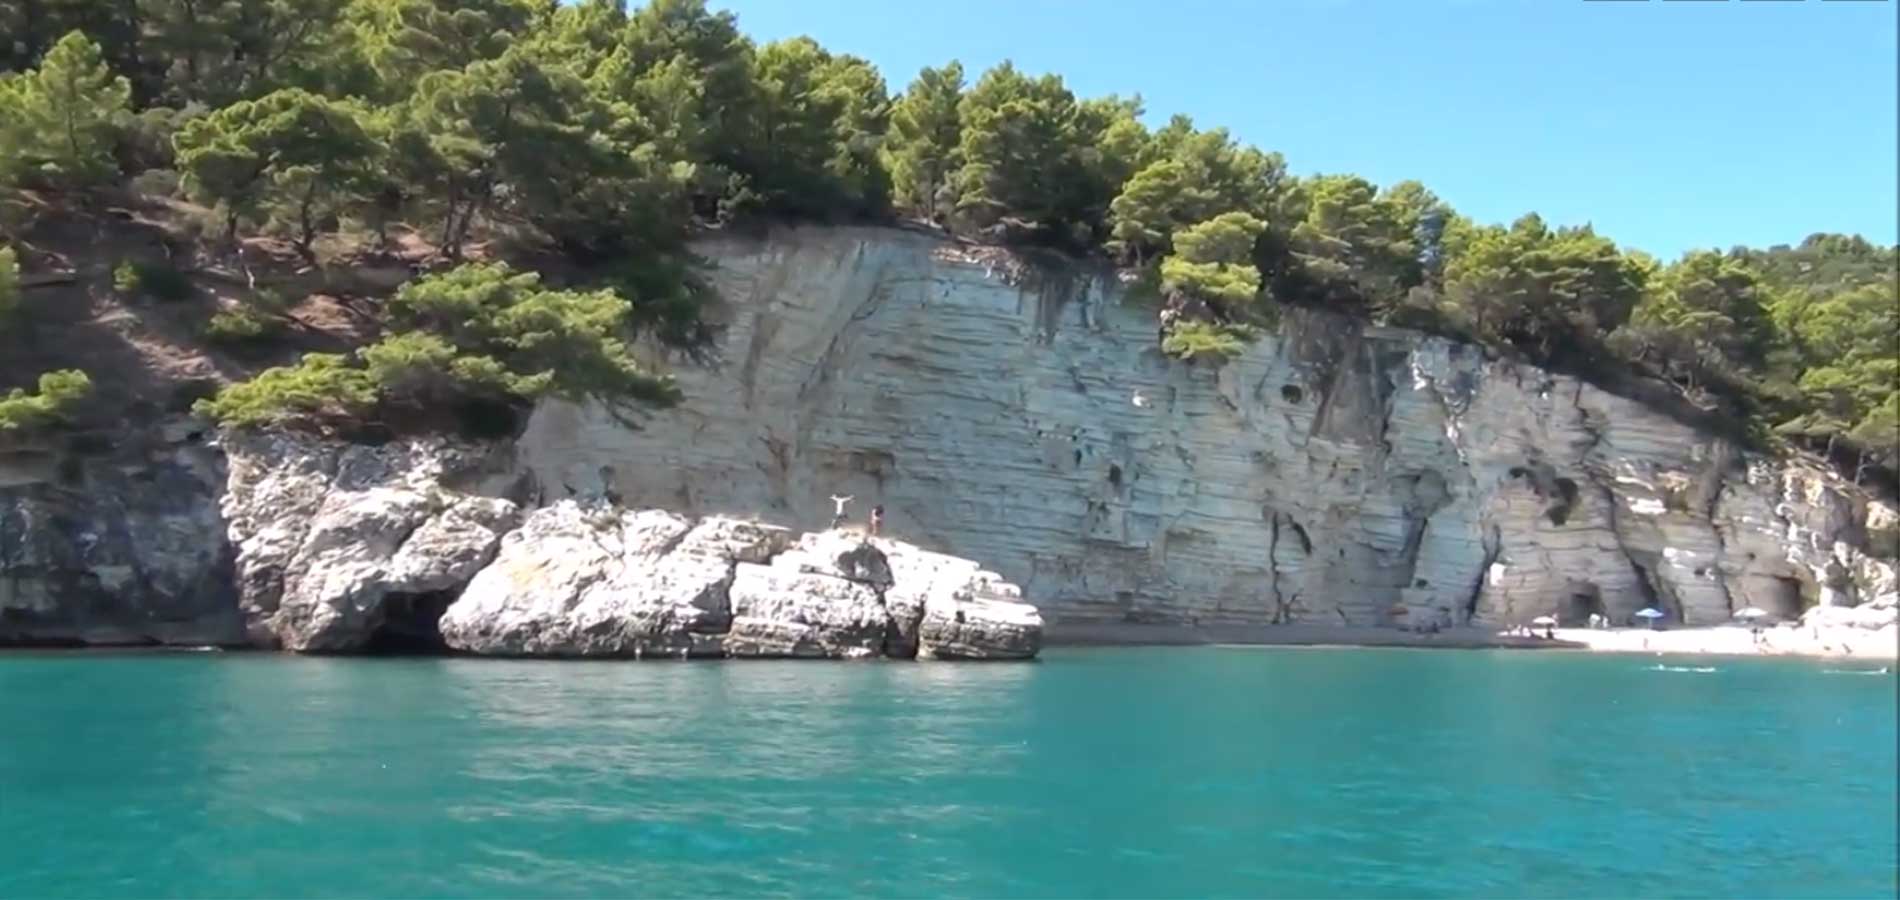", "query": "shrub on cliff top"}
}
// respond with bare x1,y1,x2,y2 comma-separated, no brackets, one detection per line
203,304,285,345
1162,320,1255,363
195,262,680,432
376,262,681,410
0,369,93,432
1161,212,1266,310
192,353,376,427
